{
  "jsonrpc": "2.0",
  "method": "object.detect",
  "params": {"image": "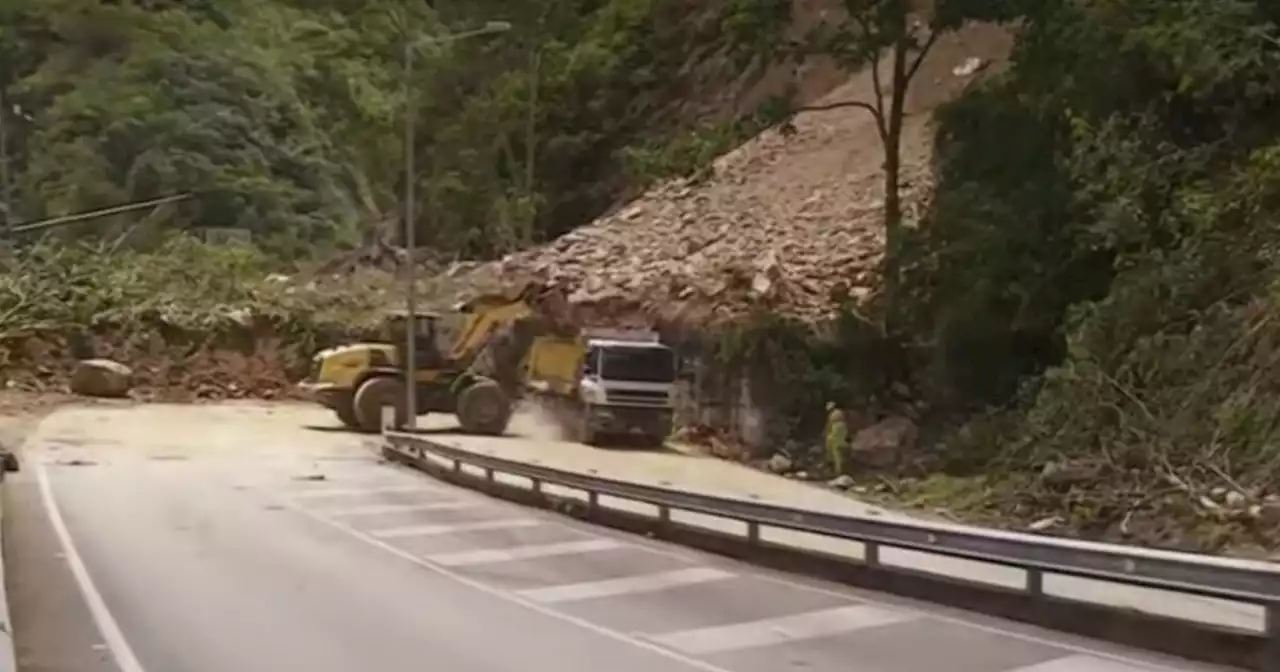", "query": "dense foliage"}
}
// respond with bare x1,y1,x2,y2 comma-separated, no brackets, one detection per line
708,0,1280,548
898,0,1280,548
0,0,749,259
